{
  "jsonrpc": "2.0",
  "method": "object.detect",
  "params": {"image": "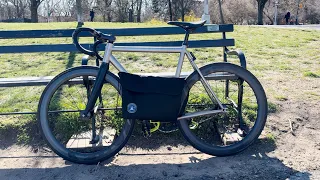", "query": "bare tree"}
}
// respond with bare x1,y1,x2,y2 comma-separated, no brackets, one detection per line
96,0,113,21
168,0,172,21
8,0,28,18
210,0,257,24
136,0,142,22
53,0,74,21
44,0,62,22
217,0,224,23
115,0,129,22
30,0,44,22
76,0,83,26
172,0,195,21
263,0,274,24
257,0,268,25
